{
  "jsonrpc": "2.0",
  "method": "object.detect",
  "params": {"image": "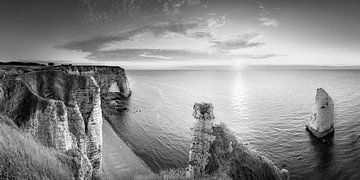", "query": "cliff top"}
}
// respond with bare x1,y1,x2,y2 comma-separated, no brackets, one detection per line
193,102,215,119
0,64,126,76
